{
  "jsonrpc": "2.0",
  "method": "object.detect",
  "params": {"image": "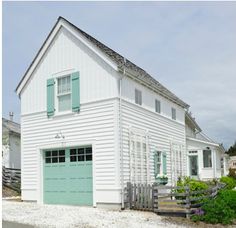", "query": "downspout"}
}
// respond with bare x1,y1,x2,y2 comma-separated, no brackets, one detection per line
120,58,126,209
